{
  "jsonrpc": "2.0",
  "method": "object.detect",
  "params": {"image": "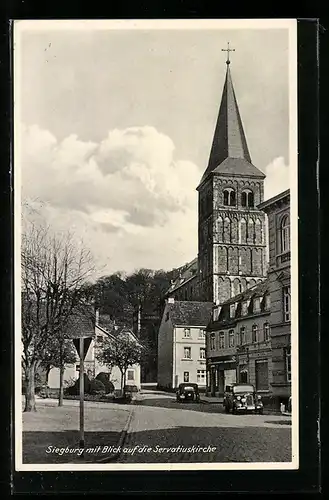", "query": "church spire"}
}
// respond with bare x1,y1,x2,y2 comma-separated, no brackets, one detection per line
198,46,265,188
